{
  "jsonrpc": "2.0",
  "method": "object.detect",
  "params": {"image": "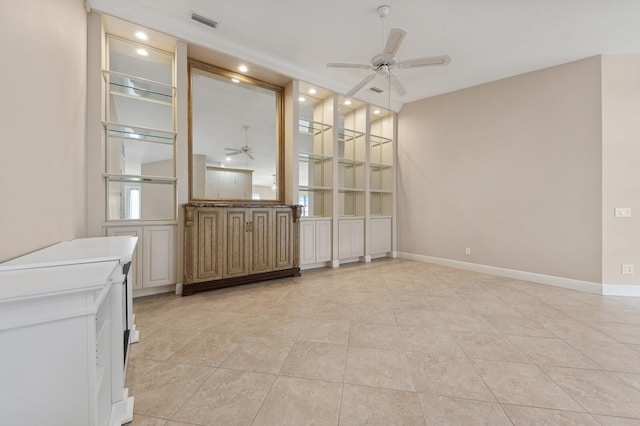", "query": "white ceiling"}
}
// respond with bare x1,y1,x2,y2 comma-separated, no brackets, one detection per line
91,0,640,111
